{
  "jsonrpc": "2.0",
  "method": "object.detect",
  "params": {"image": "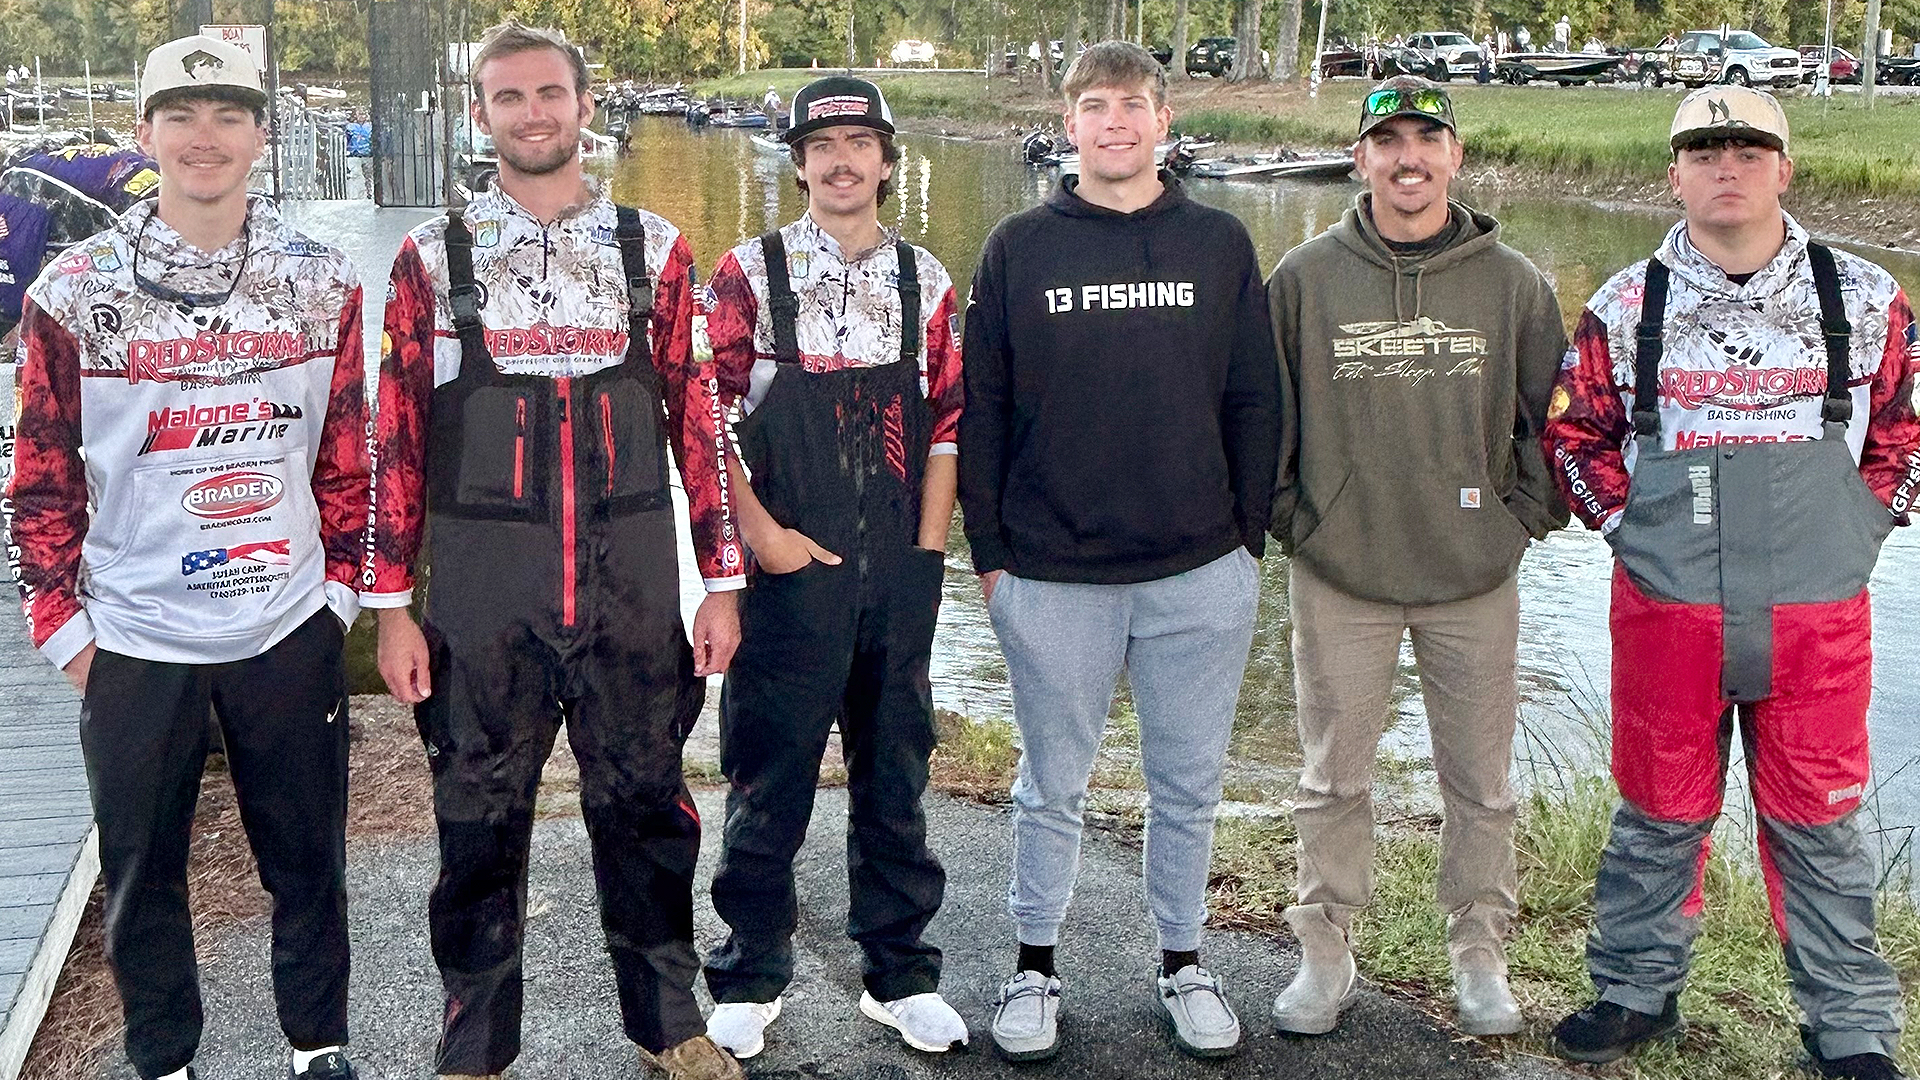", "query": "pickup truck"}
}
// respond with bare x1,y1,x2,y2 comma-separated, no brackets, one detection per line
1670,29,1802,88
